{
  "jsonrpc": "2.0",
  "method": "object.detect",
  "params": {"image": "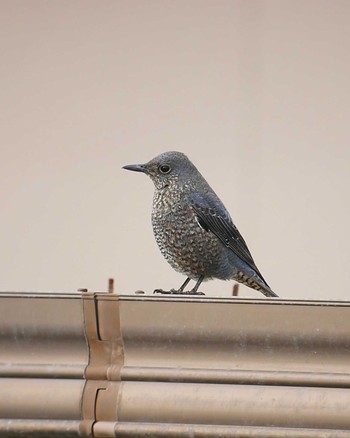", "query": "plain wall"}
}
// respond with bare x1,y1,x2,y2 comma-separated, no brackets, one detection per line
1,0,349,299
